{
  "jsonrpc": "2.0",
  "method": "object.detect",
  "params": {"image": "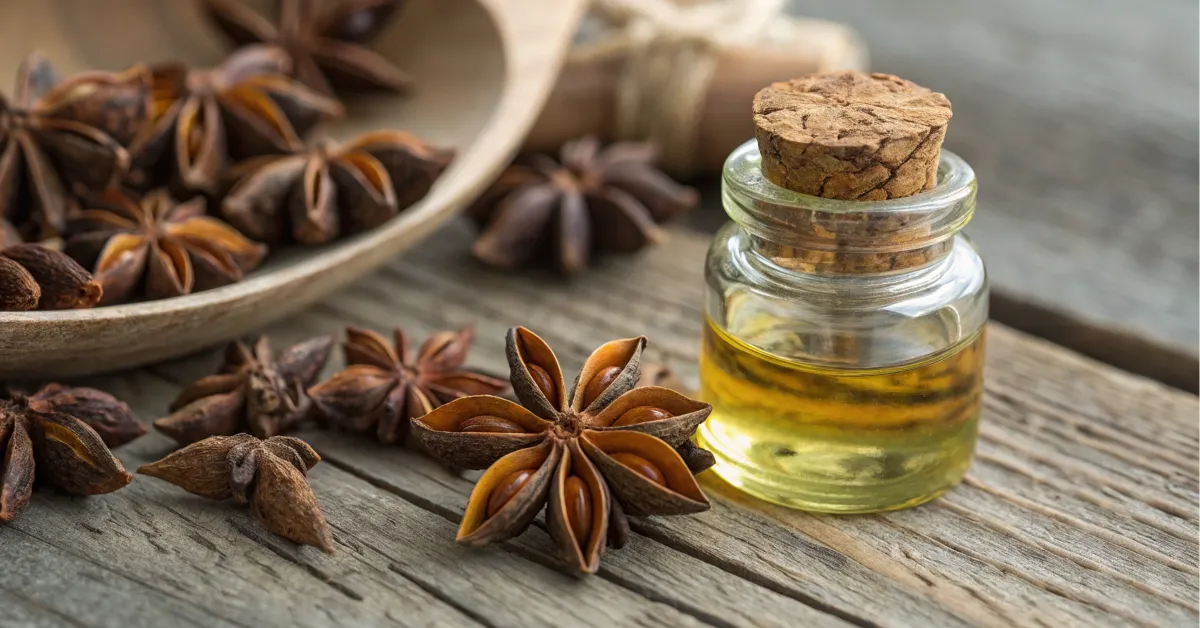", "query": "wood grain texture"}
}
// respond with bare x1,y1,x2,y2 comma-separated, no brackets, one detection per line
3,222,1193,627
0,0,588,379
776,0,1197,388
